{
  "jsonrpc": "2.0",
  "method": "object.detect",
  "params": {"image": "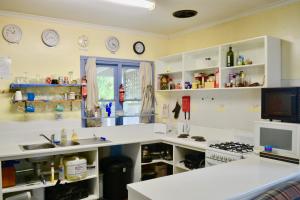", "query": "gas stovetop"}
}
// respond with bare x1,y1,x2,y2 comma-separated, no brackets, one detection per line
209,142,254,154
